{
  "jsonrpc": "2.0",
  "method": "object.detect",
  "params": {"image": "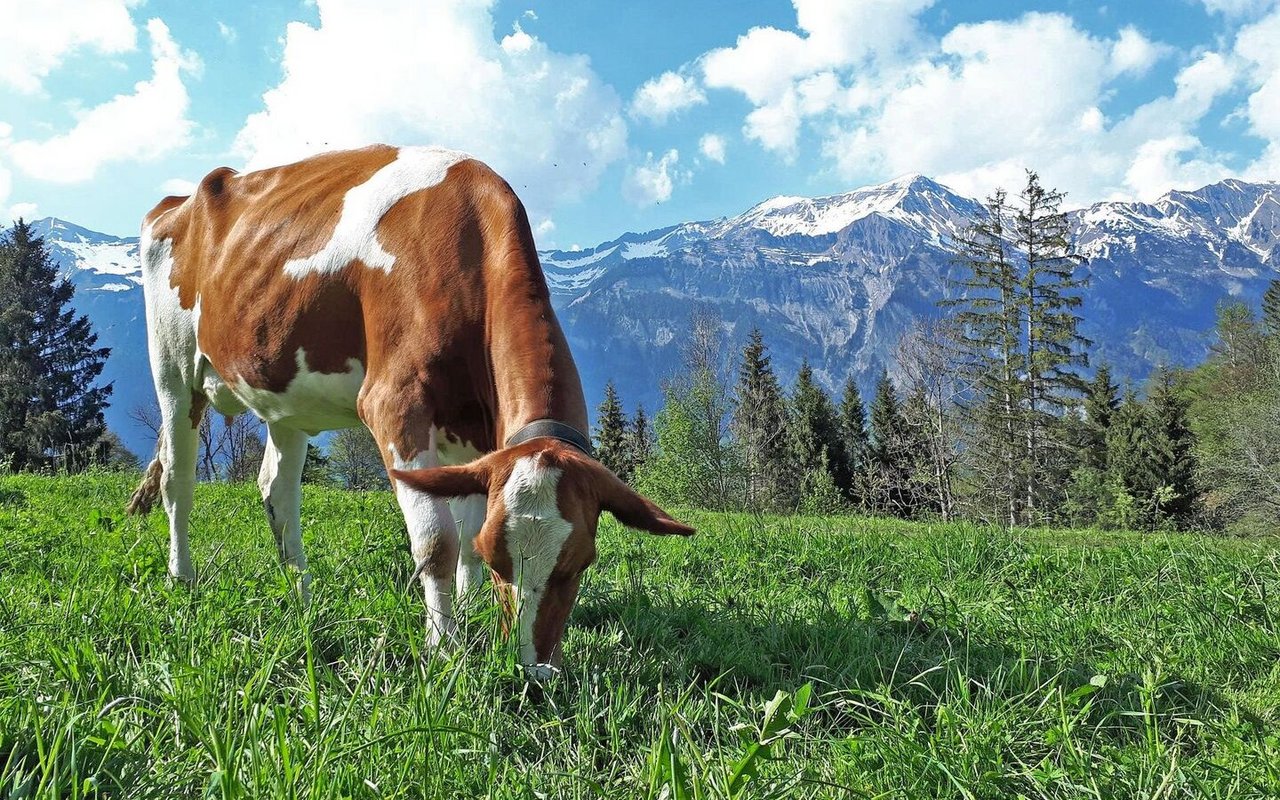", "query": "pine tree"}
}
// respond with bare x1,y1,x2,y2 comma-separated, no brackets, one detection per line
0,220,112,471
626,403,653,477
1262,279,1280,339
838,377,870,505
1145,367,1199,524
788,360,846,511
1015,171,1090,522
731,329,790,511
943,188,1025,526
301,442,332,485
593,380,631,479
868,371,915,516
1106,389,1156,528
1082,363,1119,472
